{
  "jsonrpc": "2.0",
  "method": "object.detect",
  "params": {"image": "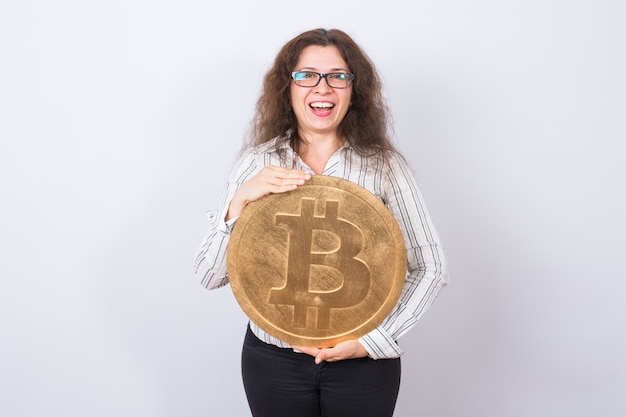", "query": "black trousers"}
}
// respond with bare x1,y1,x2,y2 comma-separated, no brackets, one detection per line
241,326,401,417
